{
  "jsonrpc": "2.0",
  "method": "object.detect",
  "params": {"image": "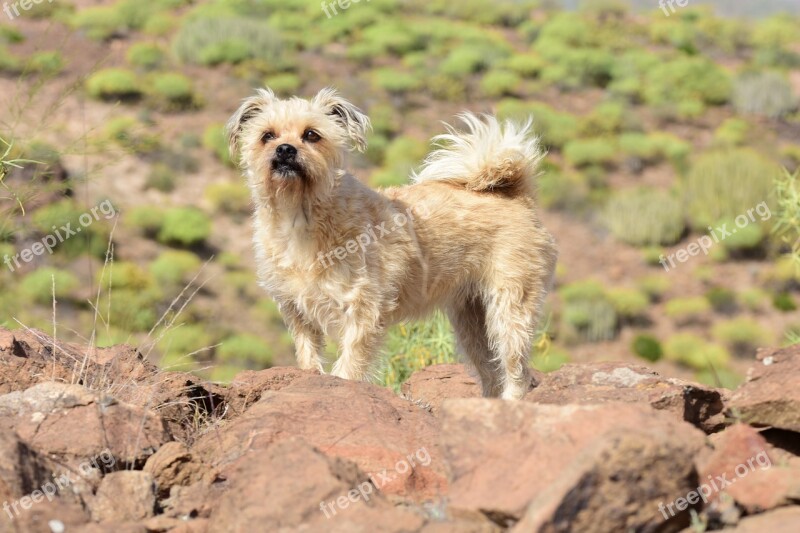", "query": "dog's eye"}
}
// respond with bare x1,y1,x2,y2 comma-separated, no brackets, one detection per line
261,131,276,143
303,130,321,143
